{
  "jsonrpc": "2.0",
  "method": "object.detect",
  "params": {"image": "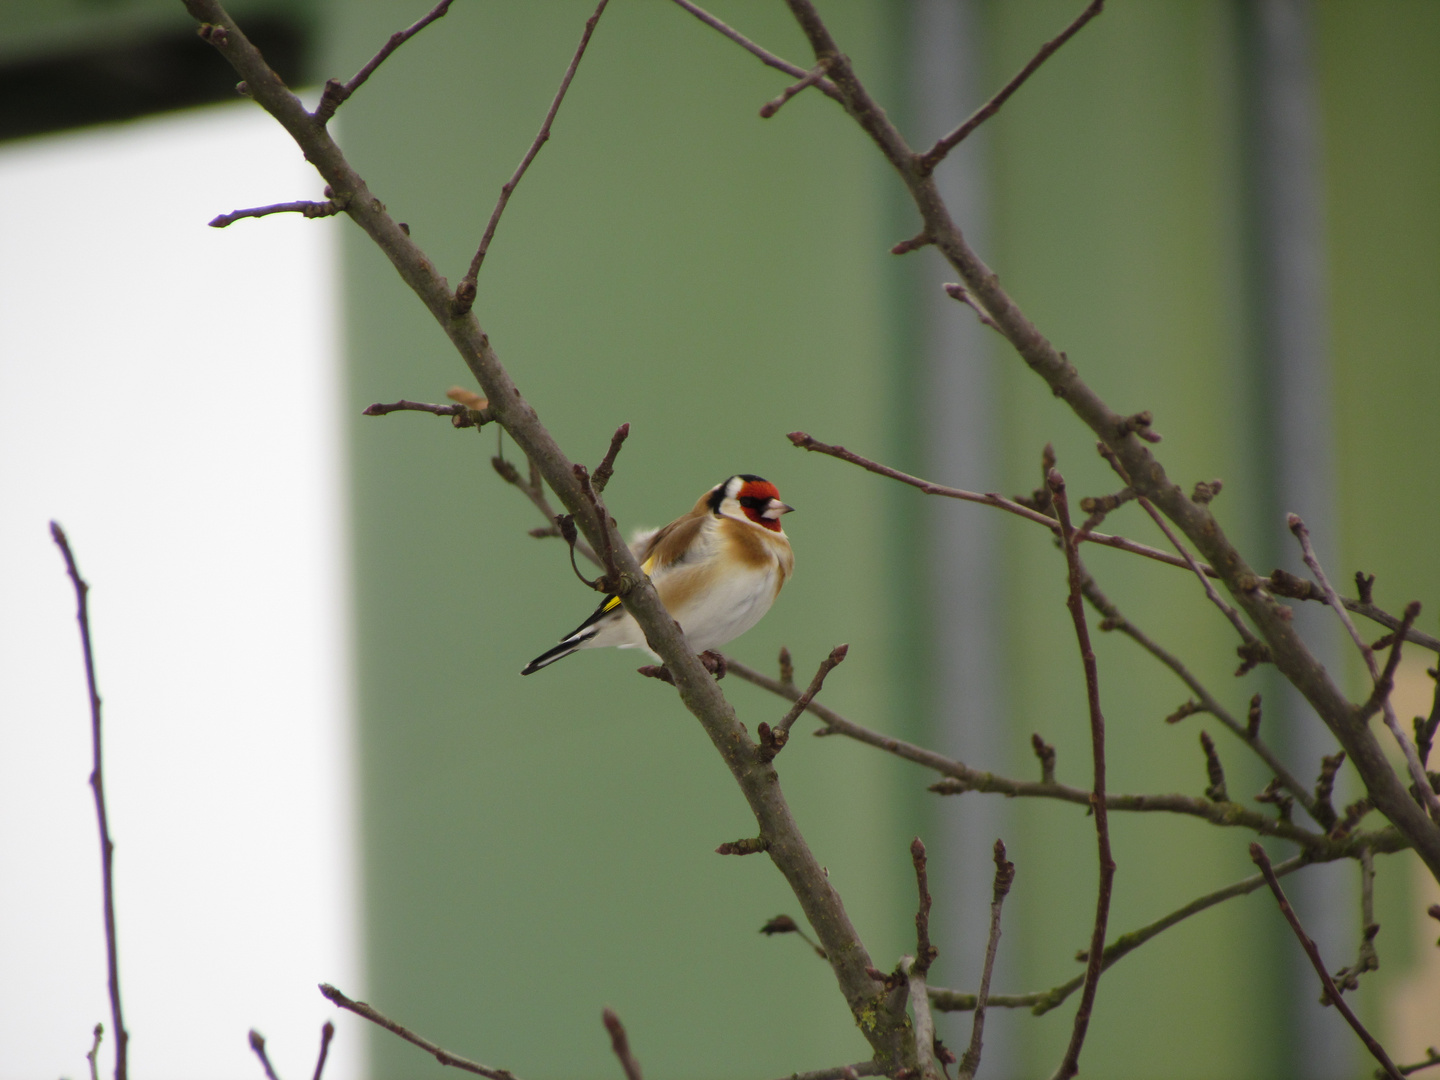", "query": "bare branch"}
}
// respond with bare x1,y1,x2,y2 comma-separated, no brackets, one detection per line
727,657,1393,858
929,853,1310,1016
319,984,520,1079
1390,1048,1440,1078
601,1009,643,1080
667,0,842,103
248,1031,282,1080
1078,573,1319,819
958,840,1015,1080
313,0,457,122
591,423,630,494
910,838,936,976
1289,516,1440,823
918,0,1105,175
1330,848,1379,998
765,1064,881,1080
50,523,128,1080
363,397,493,427
770,0,1440,880
901,954,943,1080
1046,469,1115,1080
86,1024,103,1080
760,914,827,960
454,0,611,311
777,644,848,736
1249,844,1405,1080
760,60,831,118
209,197,348,228
787,432,1218,576
311,1022,336,1080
